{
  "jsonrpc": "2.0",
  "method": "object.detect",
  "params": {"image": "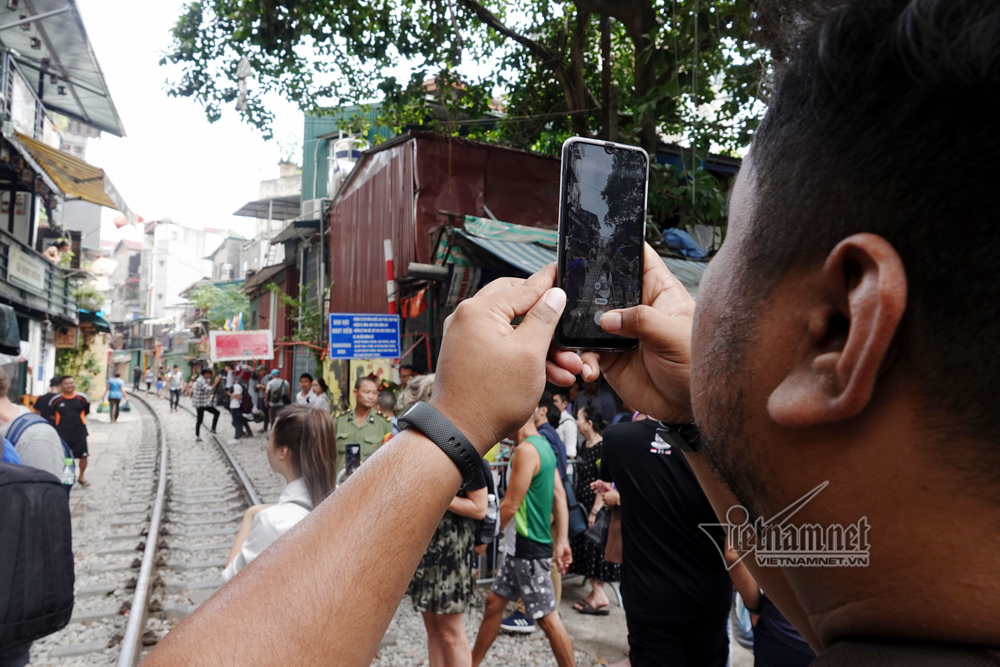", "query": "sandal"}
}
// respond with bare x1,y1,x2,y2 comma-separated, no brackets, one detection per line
78,480,90,488
573,600,610,616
